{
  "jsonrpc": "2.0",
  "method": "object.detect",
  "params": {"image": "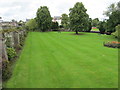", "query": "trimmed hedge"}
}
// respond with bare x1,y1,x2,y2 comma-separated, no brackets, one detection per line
2,29,28,82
